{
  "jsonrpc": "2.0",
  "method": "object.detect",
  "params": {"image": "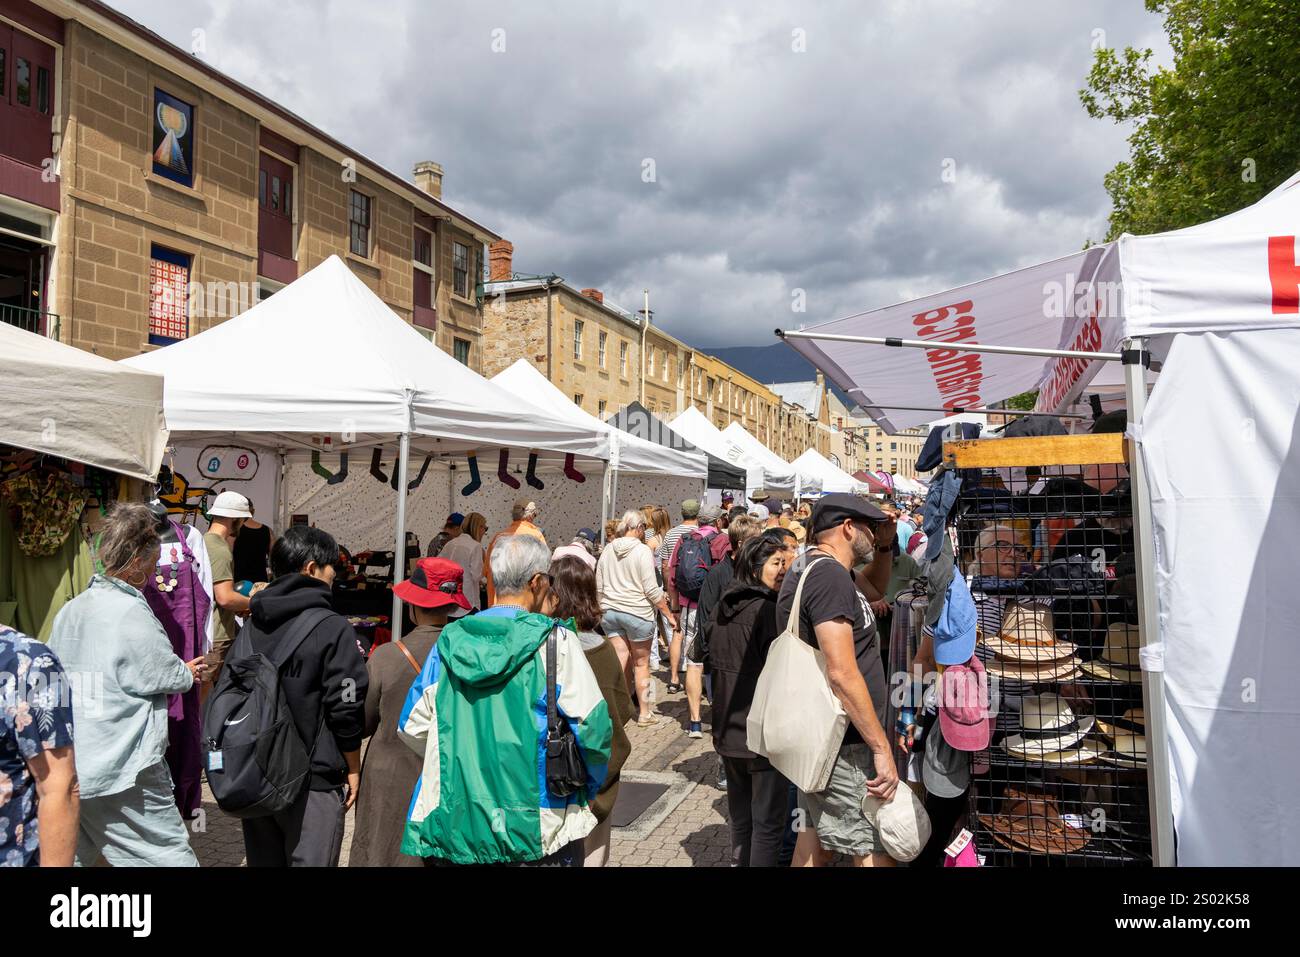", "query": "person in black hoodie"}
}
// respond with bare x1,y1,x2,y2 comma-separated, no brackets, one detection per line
708,534,792,867
239,525,368,867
